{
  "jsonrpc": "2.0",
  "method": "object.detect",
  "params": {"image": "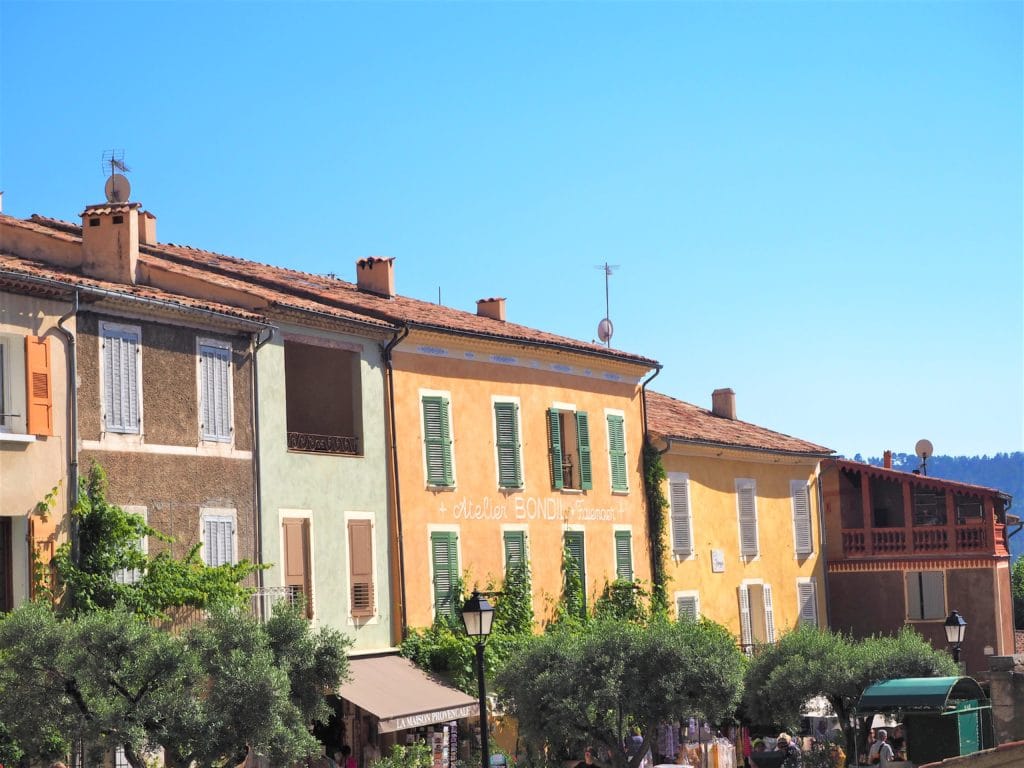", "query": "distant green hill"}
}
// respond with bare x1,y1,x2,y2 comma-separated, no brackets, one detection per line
860,451,1024,561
